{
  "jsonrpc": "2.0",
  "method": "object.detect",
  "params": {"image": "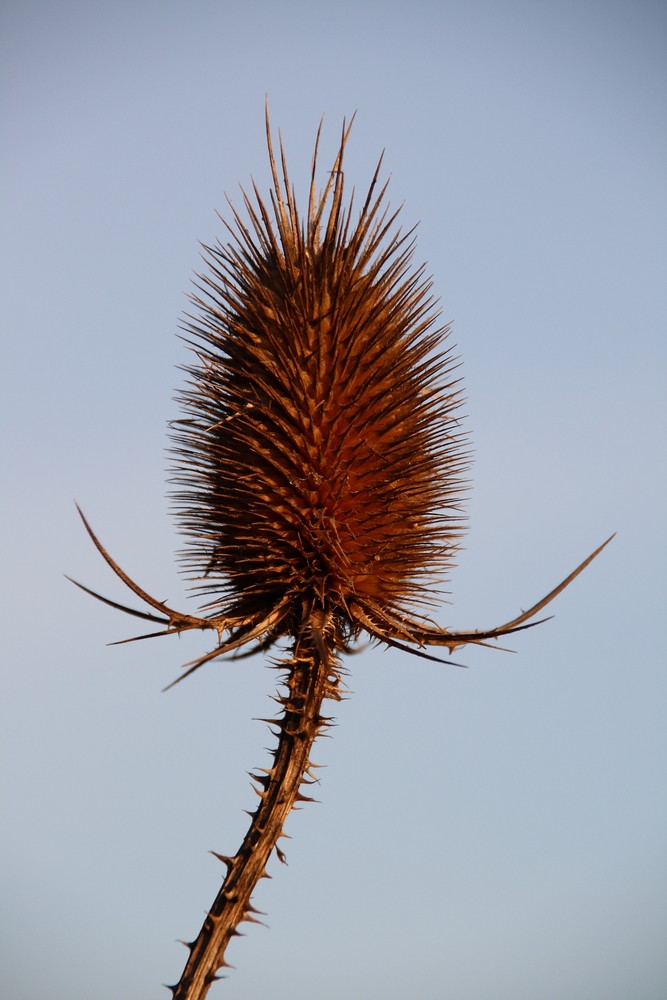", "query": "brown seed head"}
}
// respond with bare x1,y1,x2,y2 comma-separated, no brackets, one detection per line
171,115,469,639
